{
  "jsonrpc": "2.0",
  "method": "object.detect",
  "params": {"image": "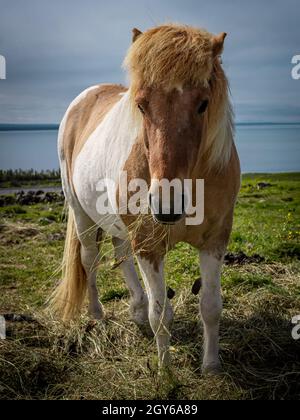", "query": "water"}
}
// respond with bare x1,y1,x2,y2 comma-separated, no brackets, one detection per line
236,124,300,173
0,130,59,172
0,124,299,173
